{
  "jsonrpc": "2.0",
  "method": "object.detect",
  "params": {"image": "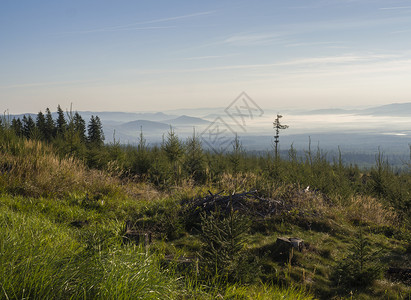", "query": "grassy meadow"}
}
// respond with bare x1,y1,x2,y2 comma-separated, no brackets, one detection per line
0,113,410,299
